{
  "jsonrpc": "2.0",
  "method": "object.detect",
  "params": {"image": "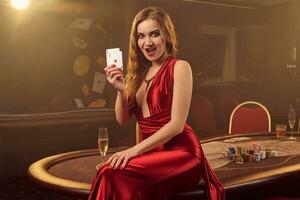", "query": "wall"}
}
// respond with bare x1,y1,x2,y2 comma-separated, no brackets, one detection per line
0,0,136,114
0,0,138,177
